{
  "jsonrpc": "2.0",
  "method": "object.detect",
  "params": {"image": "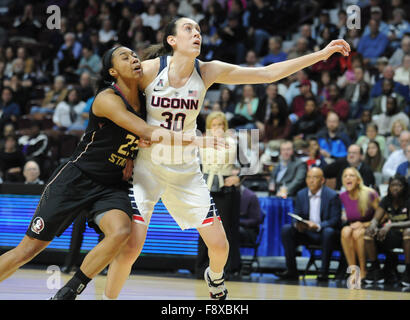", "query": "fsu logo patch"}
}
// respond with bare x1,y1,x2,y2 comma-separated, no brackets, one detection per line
31,217,45,234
